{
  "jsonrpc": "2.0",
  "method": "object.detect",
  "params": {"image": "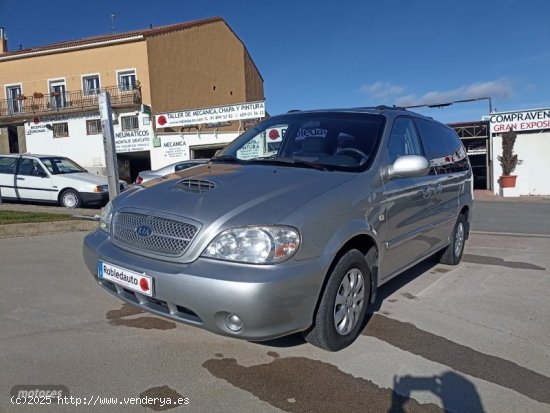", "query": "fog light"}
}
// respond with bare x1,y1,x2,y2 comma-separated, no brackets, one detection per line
225,314,243,332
